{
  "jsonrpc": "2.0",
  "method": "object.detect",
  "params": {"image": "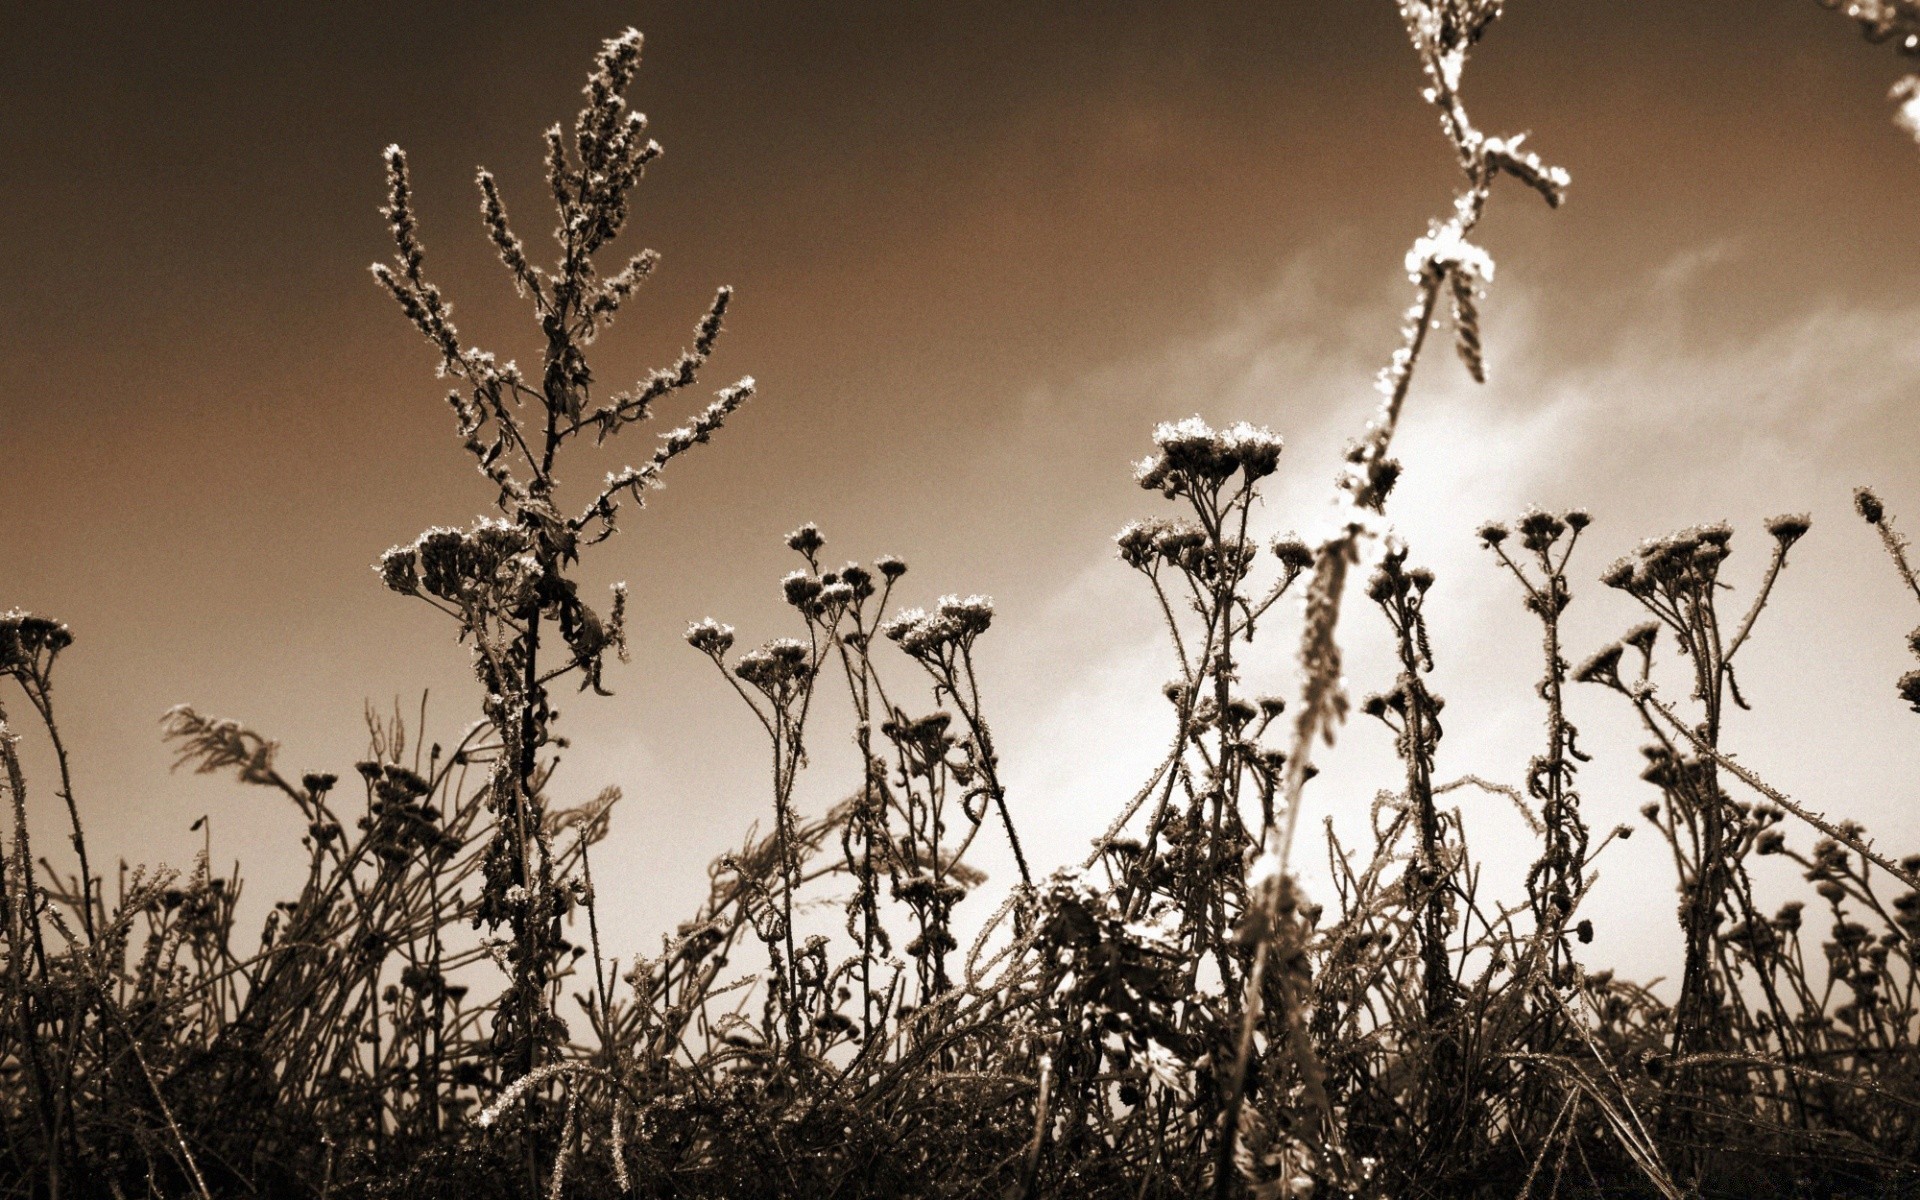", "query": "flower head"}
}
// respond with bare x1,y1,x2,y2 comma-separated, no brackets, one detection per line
0,611,73,679
1900,668,1920,714
782,570,822,609
1517,508,1567,552
1218,421,1284,480
684,618,736,657
735,637,812,693
1573,643,1625,687
1270,534,1314,572
1133,416,1284,495
786,522,825,556
377,544,420,595
882,594,995,660
1622,621,1660,658
1763,512,1811,550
